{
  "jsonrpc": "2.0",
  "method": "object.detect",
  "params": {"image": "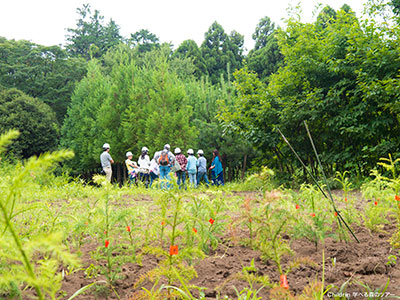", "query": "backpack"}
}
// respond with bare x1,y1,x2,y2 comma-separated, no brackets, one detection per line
159,152,169,166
